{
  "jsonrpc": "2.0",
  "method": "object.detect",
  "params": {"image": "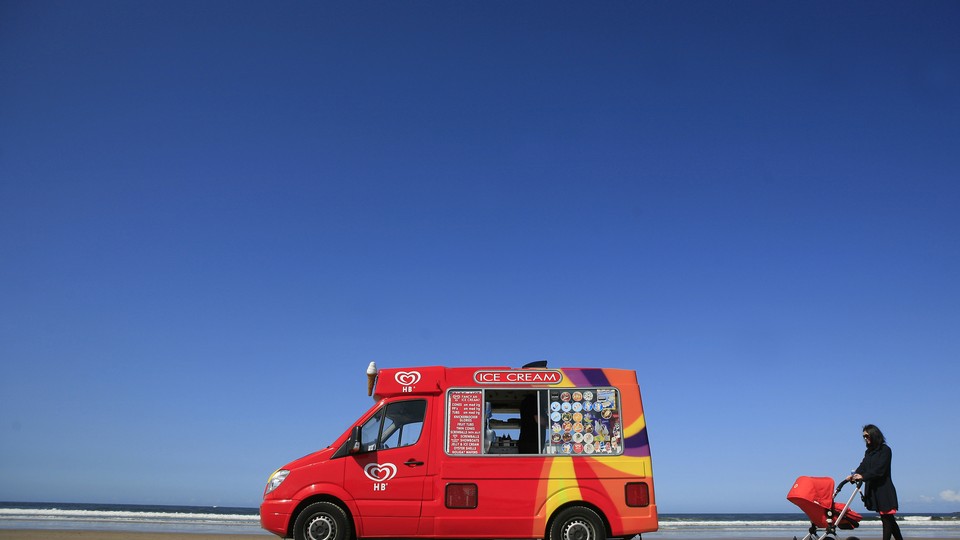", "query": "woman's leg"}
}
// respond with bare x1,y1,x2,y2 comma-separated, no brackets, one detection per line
881,514,903,540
